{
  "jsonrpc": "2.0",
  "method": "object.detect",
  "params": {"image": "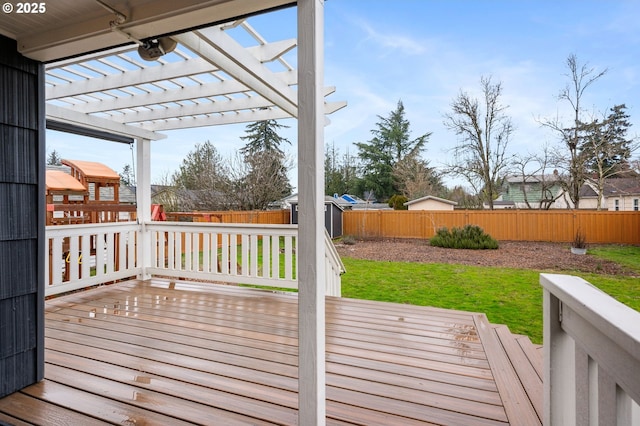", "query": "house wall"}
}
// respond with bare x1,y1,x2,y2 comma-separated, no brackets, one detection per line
0,35,45,398
607,196,640,211
503,182,563,208
407,199,454,211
